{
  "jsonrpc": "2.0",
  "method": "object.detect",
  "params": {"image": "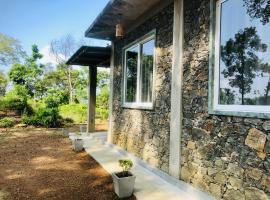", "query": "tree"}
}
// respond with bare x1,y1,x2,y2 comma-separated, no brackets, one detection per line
97,70,110,88
49,35,78,103
9,44,44,98
221,27,268,105
41,64,88,104
0,71,7,96
97,85,109,109
244,0,270,25
219,88,235,104
0,33,25,67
